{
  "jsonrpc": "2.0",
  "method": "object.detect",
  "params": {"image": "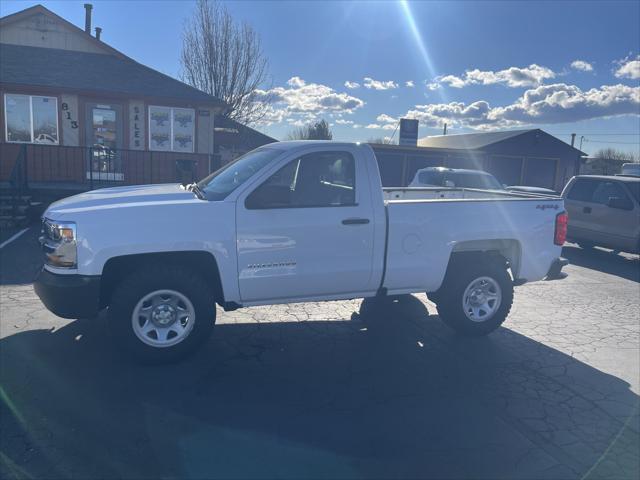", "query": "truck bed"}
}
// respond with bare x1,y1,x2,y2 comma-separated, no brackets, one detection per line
381,187,564,294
